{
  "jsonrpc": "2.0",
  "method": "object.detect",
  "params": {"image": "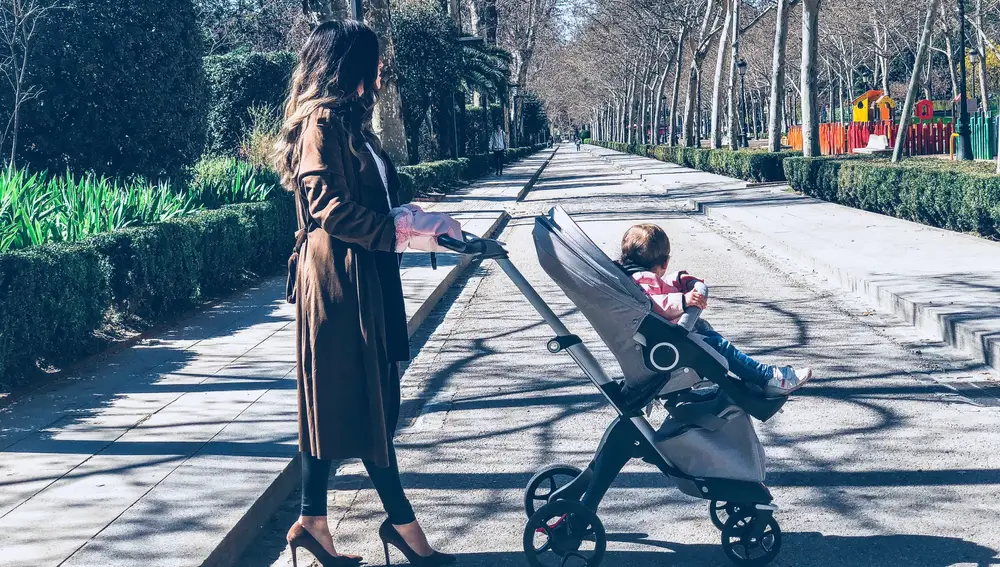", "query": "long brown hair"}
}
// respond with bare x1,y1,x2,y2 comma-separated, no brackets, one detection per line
273,20,380,190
